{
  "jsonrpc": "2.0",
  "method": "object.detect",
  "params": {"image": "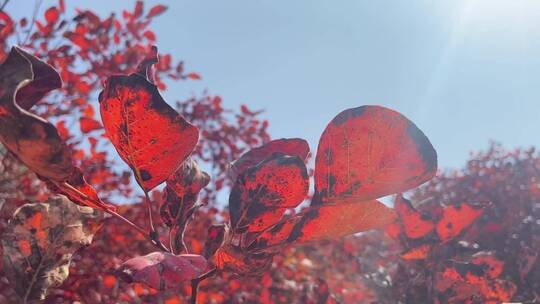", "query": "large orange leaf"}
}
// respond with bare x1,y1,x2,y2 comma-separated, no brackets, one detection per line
99,48,198,191
249,198,396,251
229,153,309,234
288,198,396,243
313,106,437,204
